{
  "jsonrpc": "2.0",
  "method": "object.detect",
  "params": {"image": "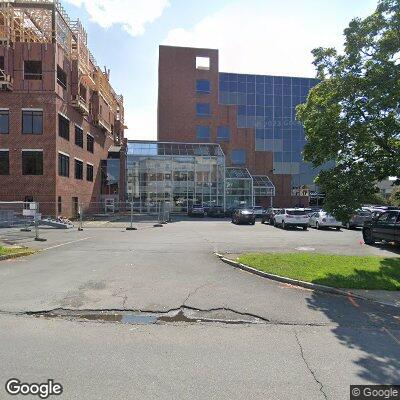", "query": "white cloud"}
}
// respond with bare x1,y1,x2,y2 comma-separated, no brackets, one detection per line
64,0,170,36
163,1,374,77
124,103,157,140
